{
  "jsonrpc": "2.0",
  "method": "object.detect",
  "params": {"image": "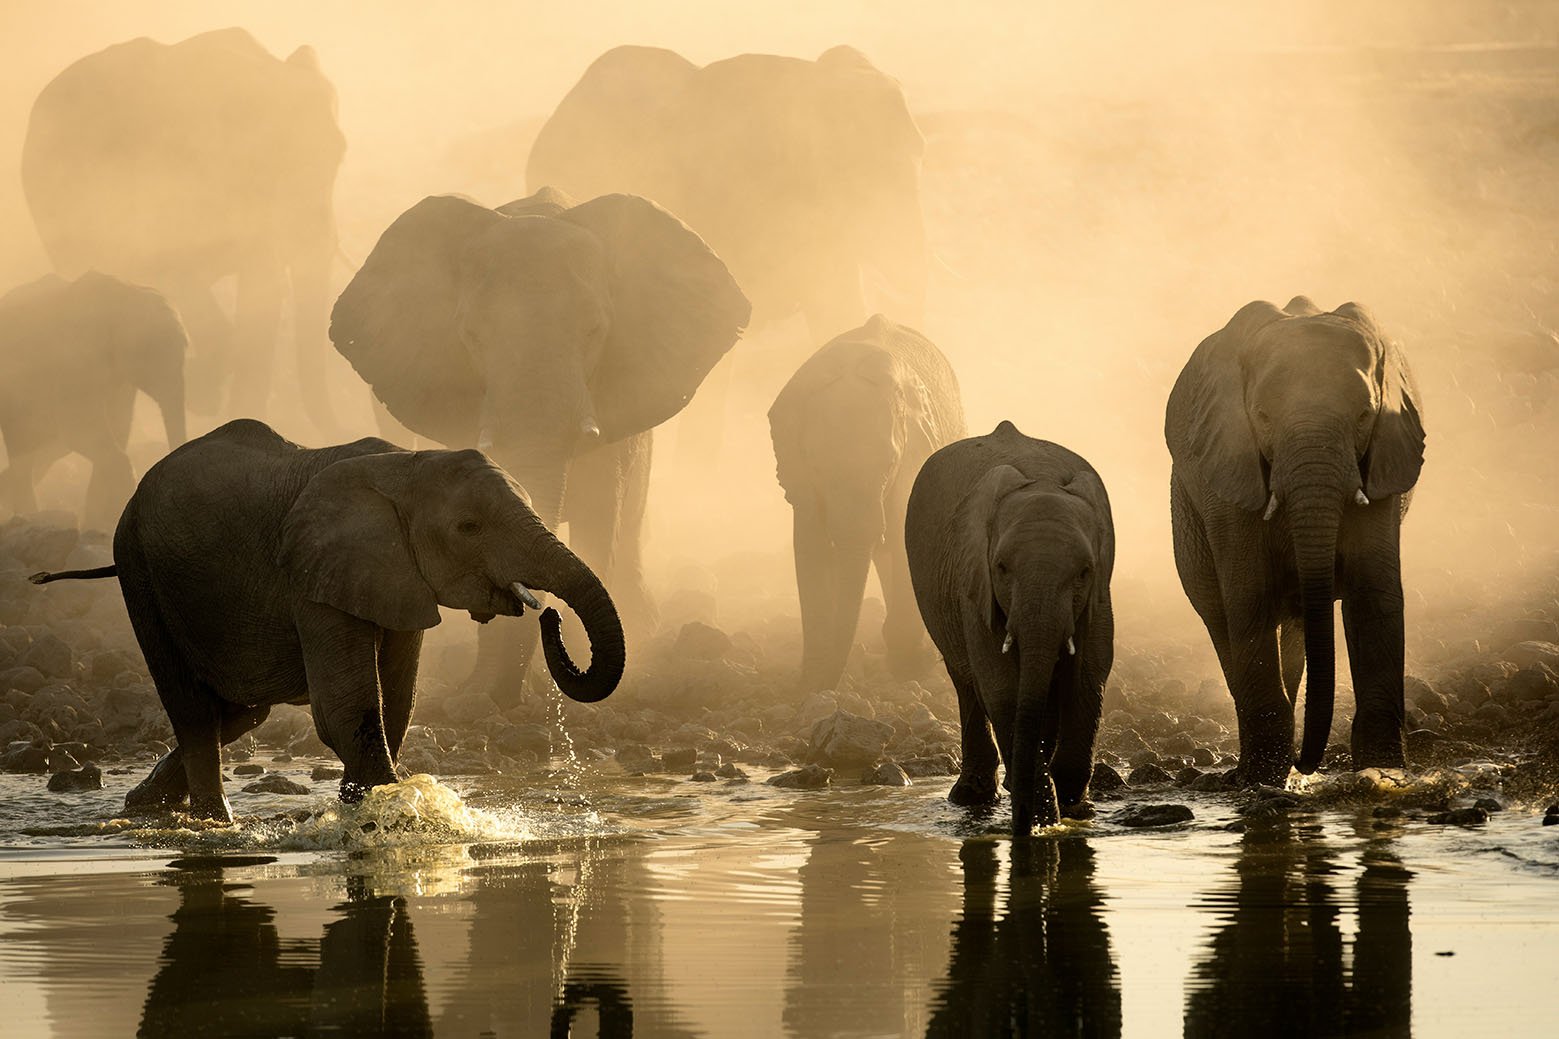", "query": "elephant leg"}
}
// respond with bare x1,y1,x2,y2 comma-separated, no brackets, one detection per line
612,432,657,636
1342,572,1407,771
876,497,929,680
673,352,733,466
379,629,423,762
125,745,189,813
169,281,234,418
297,602,397,802
1222,613,1292,787
1277,620,1305,705
174,694,229,822
81,446,136,533
949,670,1000,806
567,438,656,643
227,264,284,420
792,496,838,691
